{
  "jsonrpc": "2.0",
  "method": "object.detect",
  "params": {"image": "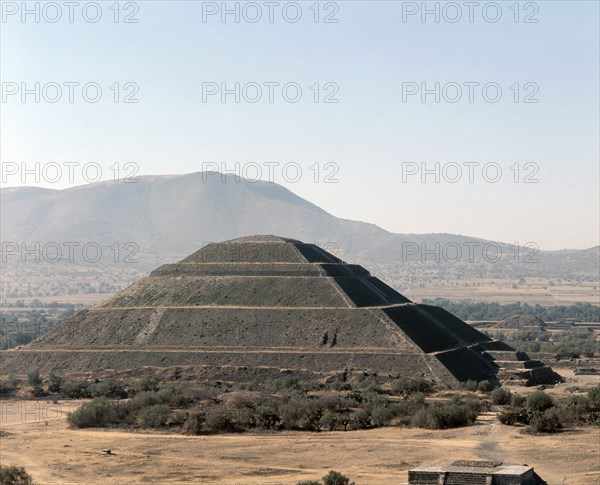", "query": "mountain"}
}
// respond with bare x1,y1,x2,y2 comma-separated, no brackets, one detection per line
1,172,598,289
